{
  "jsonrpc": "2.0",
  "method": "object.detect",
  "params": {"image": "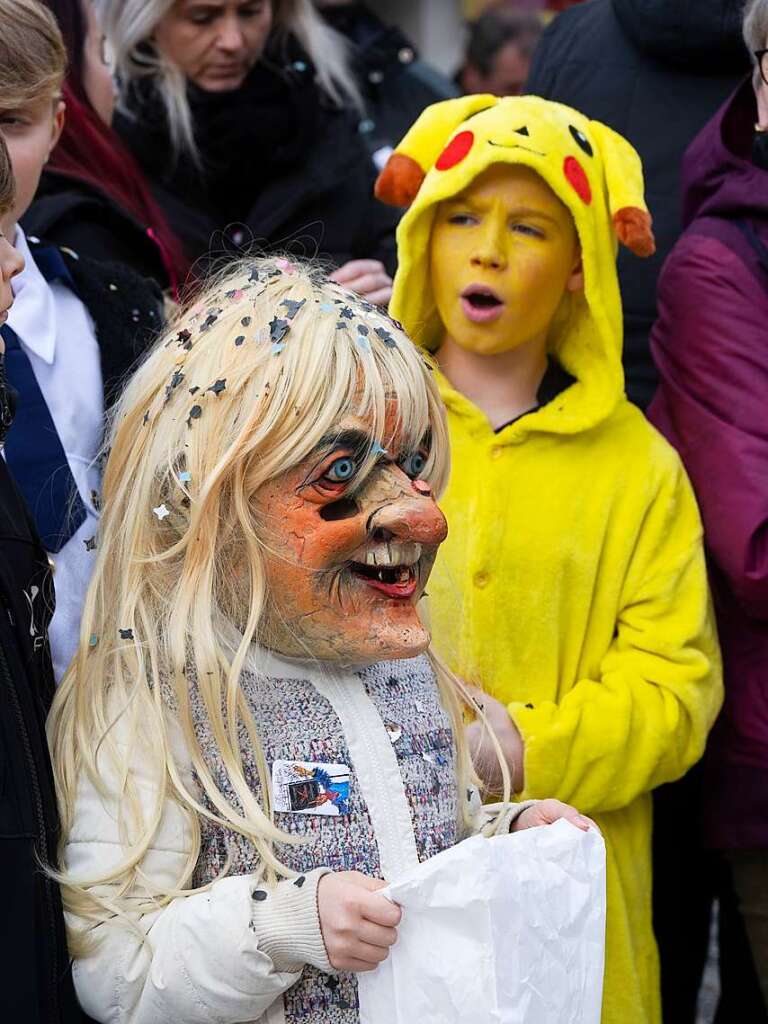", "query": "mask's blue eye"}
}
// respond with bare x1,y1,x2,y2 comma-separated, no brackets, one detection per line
324,455,358,483
401,450,428,479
